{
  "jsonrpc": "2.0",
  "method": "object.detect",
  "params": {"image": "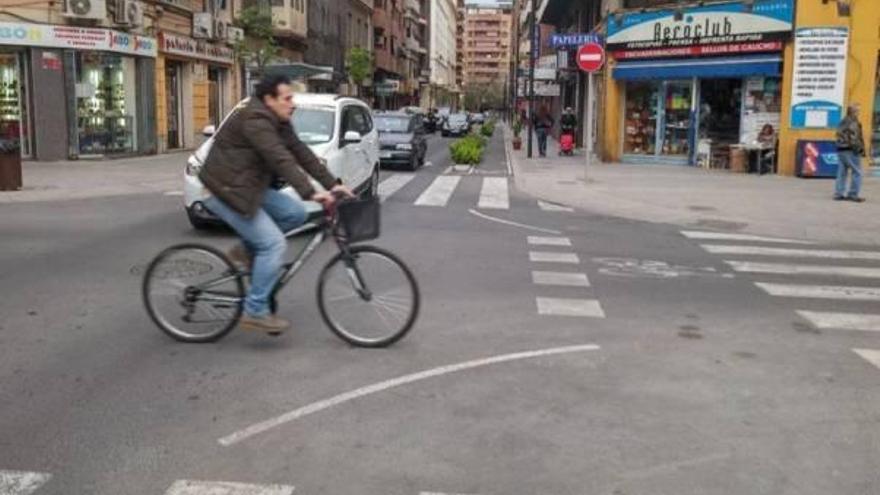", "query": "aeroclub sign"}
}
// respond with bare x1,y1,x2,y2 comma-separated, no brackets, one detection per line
606,0,793,58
